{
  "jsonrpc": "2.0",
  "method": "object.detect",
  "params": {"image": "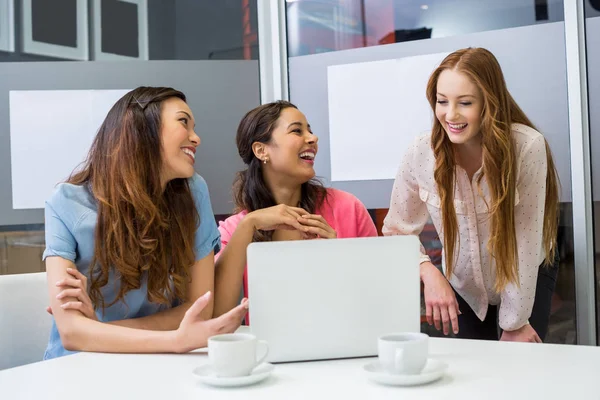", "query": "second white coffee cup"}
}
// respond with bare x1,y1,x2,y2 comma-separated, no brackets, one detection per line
208,333,269,378
378,332,429,375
